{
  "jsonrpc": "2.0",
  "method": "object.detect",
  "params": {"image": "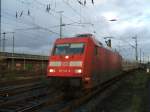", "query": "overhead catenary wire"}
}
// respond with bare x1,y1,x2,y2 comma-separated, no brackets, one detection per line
2,0,139,59
33,0,82,24
30,0,94,34
1,0,88,54
62,0,87,22
4,0,94,35
3,11,59,35
16,0,86,32
2,12,38,28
